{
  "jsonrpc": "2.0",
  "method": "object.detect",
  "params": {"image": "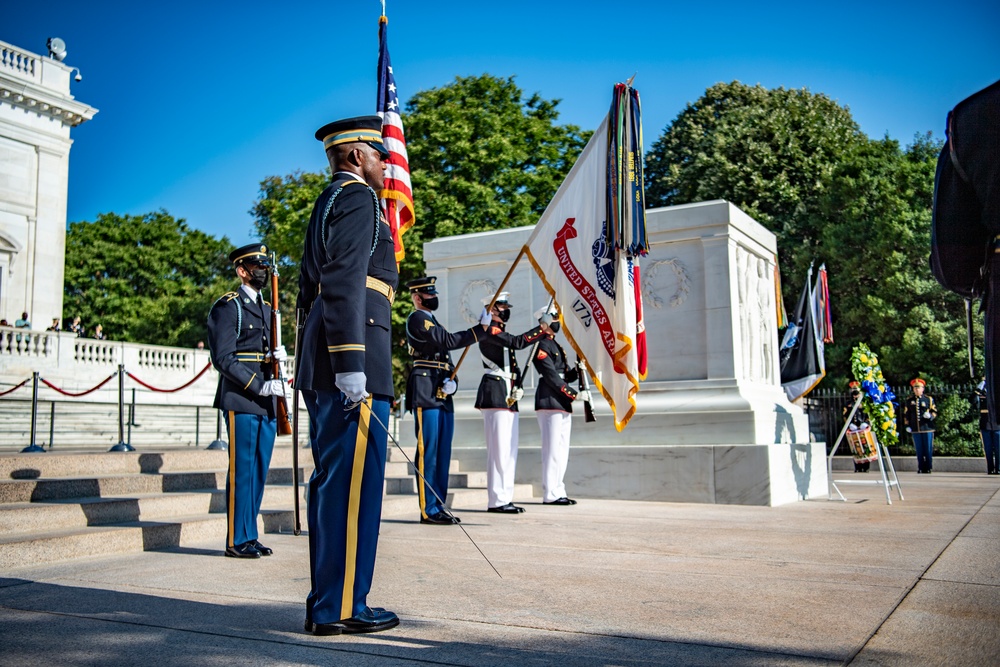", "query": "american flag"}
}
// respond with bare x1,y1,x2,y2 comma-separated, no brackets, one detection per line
377,15,414,265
